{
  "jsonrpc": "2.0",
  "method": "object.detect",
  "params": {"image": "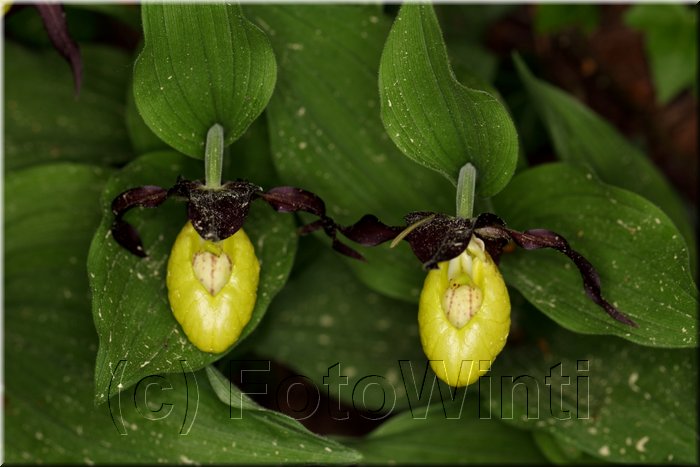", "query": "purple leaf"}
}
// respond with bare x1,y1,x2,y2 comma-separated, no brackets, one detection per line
35,4,82,95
